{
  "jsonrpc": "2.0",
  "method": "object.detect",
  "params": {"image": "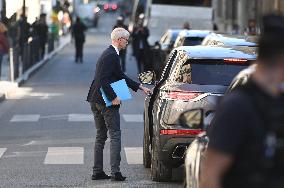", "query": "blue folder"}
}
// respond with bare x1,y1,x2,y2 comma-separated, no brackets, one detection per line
100,79,132,107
